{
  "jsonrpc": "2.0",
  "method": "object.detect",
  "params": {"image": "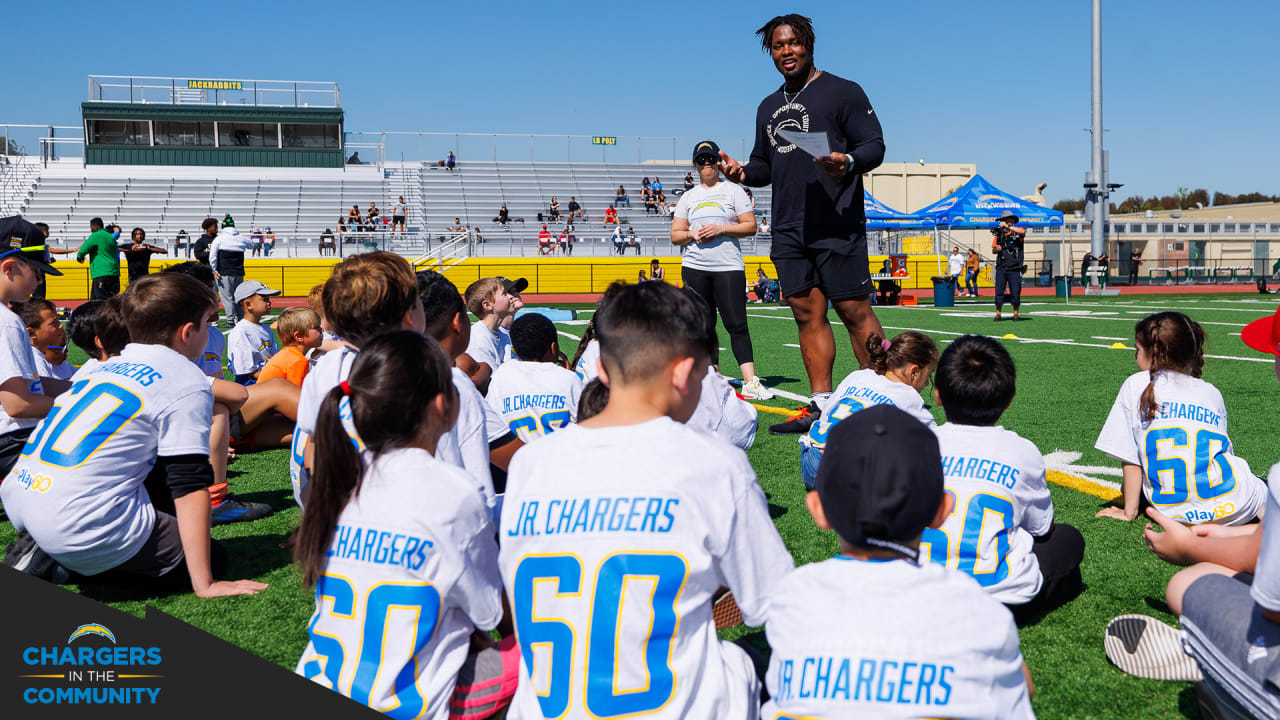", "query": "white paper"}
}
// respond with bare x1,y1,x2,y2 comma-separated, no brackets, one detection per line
776,129,831,159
